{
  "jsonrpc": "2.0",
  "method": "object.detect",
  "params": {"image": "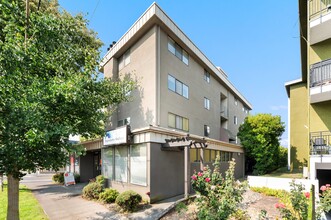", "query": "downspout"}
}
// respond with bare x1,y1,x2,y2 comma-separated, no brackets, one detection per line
156,25,161,126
